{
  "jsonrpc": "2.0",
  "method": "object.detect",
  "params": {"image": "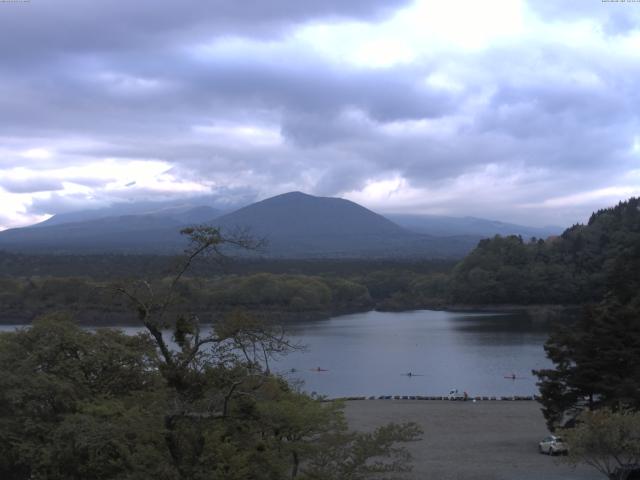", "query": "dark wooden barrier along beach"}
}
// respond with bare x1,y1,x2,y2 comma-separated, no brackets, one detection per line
325,395,537,401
